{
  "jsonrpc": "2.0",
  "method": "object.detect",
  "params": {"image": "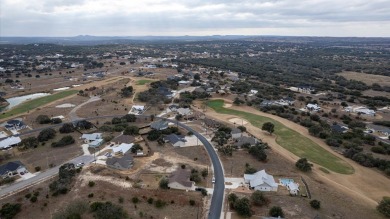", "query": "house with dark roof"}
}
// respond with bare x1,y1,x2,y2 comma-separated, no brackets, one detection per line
234,136,258,148
5,120,26,131
106,154,134,170
157,87,173,98
168,168,195,191
331,124,349,133
111,135,135,145
150,120,169,130
163,134,186,147
367,124,390,137
0,161,26,178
